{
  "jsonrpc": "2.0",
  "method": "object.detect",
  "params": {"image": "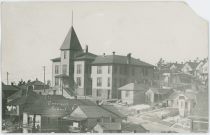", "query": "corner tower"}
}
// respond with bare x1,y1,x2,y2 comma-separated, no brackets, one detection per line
60,26,83,89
